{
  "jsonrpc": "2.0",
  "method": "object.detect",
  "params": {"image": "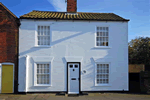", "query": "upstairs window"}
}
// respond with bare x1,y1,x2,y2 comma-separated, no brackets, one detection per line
37,26,50,45
96,27,109,46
